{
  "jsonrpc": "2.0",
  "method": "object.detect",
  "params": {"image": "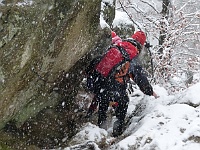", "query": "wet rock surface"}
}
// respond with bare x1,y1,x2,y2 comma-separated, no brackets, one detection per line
0,0,108,148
